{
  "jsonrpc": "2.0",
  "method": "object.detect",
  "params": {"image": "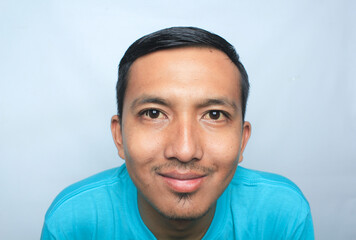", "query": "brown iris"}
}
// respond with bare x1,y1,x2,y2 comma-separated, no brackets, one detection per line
145,109,160,118
209,111,221,120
